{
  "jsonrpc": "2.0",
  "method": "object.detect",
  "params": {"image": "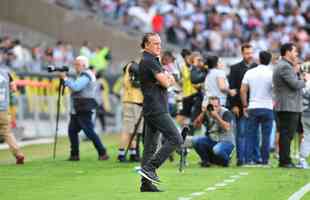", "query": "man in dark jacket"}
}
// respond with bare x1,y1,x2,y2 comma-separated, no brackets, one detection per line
228,43,257,166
